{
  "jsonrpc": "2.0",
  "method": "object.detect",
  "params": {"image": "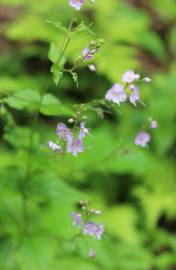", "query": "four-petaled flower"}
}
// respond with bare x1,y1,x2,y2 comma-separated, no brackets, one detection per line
56,122,72,140
122,70,140,83
105,83,127,105
135,131,151,147
79,122,89,139
83,222,104,240
129,84,140,106
48,141,62,152
69,0,84,10
71,212,82,227
67,138,84,156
